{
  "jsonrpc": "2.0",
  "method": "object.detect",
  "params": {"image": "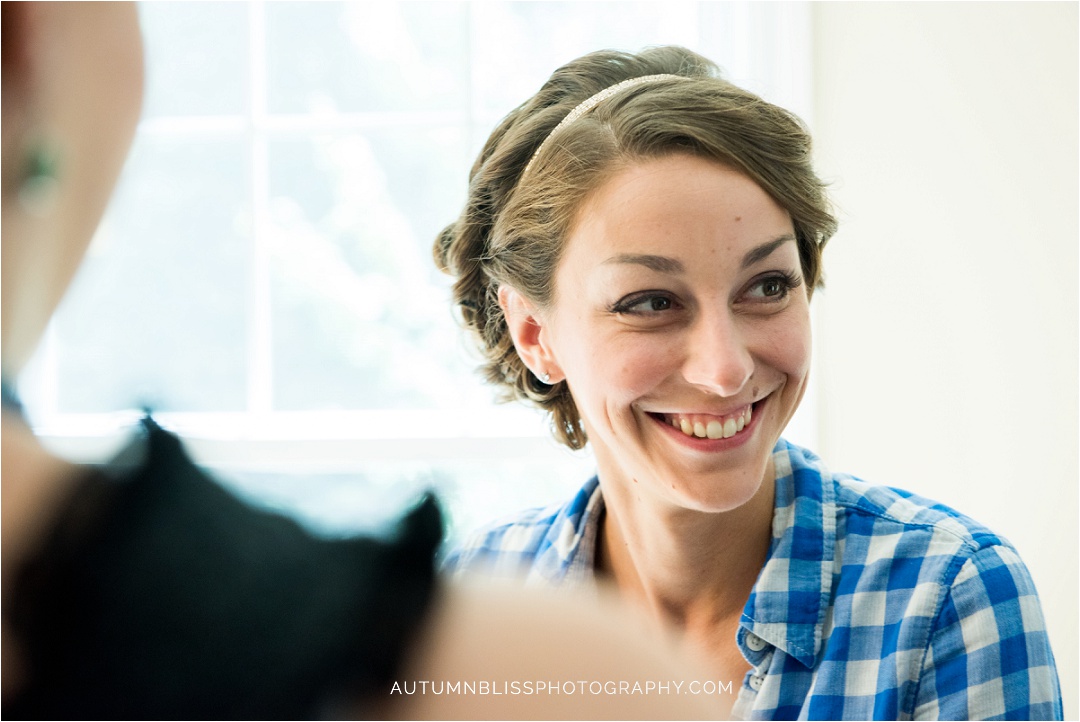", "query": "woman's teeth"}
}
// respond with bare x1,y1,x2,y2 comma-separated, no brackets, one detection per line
667,405,752,439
